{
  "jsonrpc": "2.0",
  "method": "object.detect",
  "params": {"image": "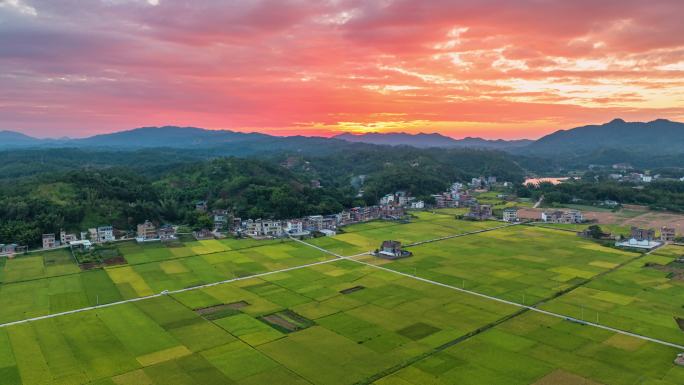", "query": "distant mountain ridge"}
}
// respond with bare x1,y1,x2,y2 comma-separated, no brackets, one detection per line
523,118,684,155
0,130,48,147
334,132,532,149
3,119,684,156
